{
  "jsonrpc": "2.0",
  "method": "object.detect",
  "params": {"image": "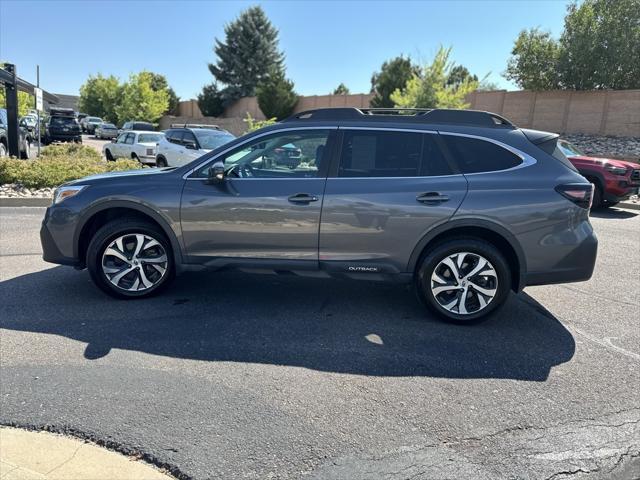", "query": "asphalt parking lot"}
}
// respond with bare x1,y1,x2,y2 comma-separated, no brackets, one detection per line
0,207,638,479
81,133,111,157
